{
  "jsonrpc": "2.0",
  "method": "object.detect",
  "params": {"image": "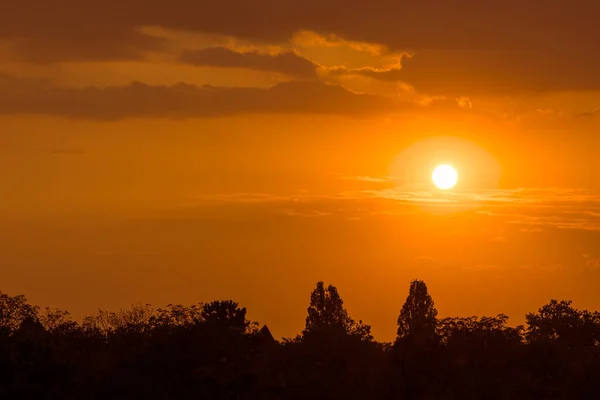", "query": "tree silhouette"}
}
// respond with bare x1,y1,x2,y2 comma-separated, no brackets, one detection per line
2,280,600,399
110,303,154,334
150,303,204,329
39,307,79,335
526,299,600,348
305,281,350,332
304,281,372,341
82,308,115,339
201,300,250,333
0,292,39,334
525,299,600,398
396,279,438,343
